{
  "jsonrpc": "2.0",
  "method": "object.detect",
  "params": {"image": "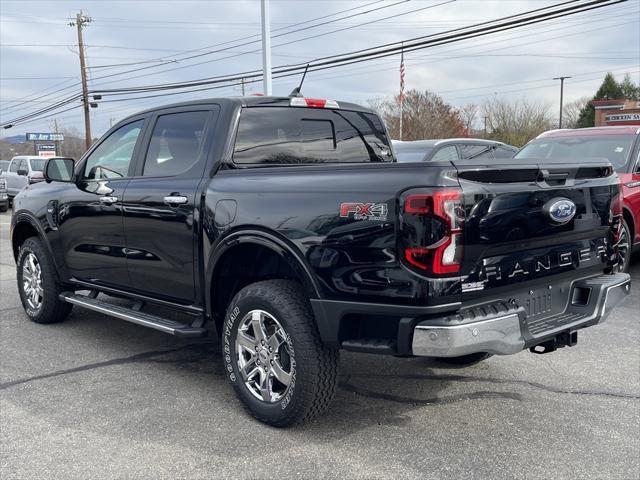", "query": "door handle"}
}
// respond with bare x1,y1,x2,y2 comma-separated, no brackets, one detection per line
99,196,118,205
164,195,188,206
